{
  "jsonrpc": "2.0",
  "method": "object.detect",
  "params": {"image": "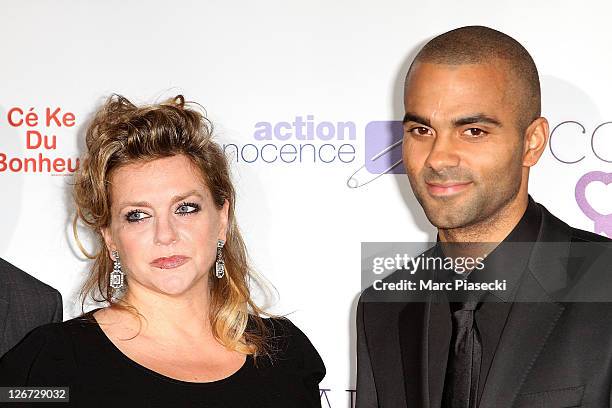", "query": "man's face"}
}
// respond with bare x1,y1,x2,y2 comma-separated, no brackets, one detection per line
402,61,525,230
